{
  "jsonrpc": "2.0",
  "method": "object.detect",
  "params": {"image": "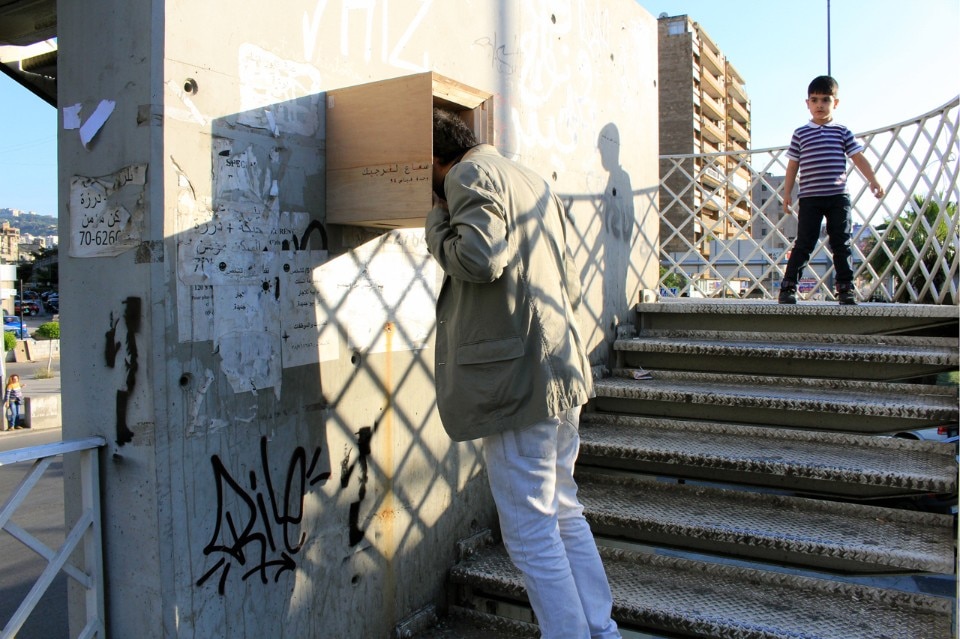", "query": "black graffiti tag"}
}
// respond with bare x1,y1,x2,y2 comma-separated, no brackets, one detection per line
196,436,330,595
